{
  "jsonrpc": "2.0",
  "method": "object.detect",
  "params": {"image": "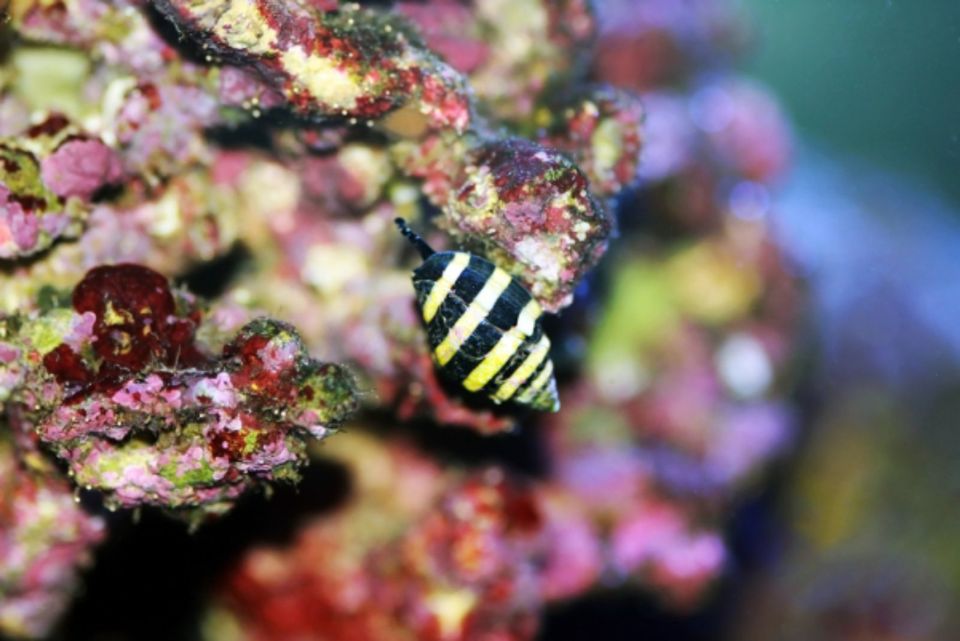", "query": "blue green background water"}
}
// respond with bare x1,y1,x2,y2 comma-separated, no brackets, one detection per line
741,0,960,207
